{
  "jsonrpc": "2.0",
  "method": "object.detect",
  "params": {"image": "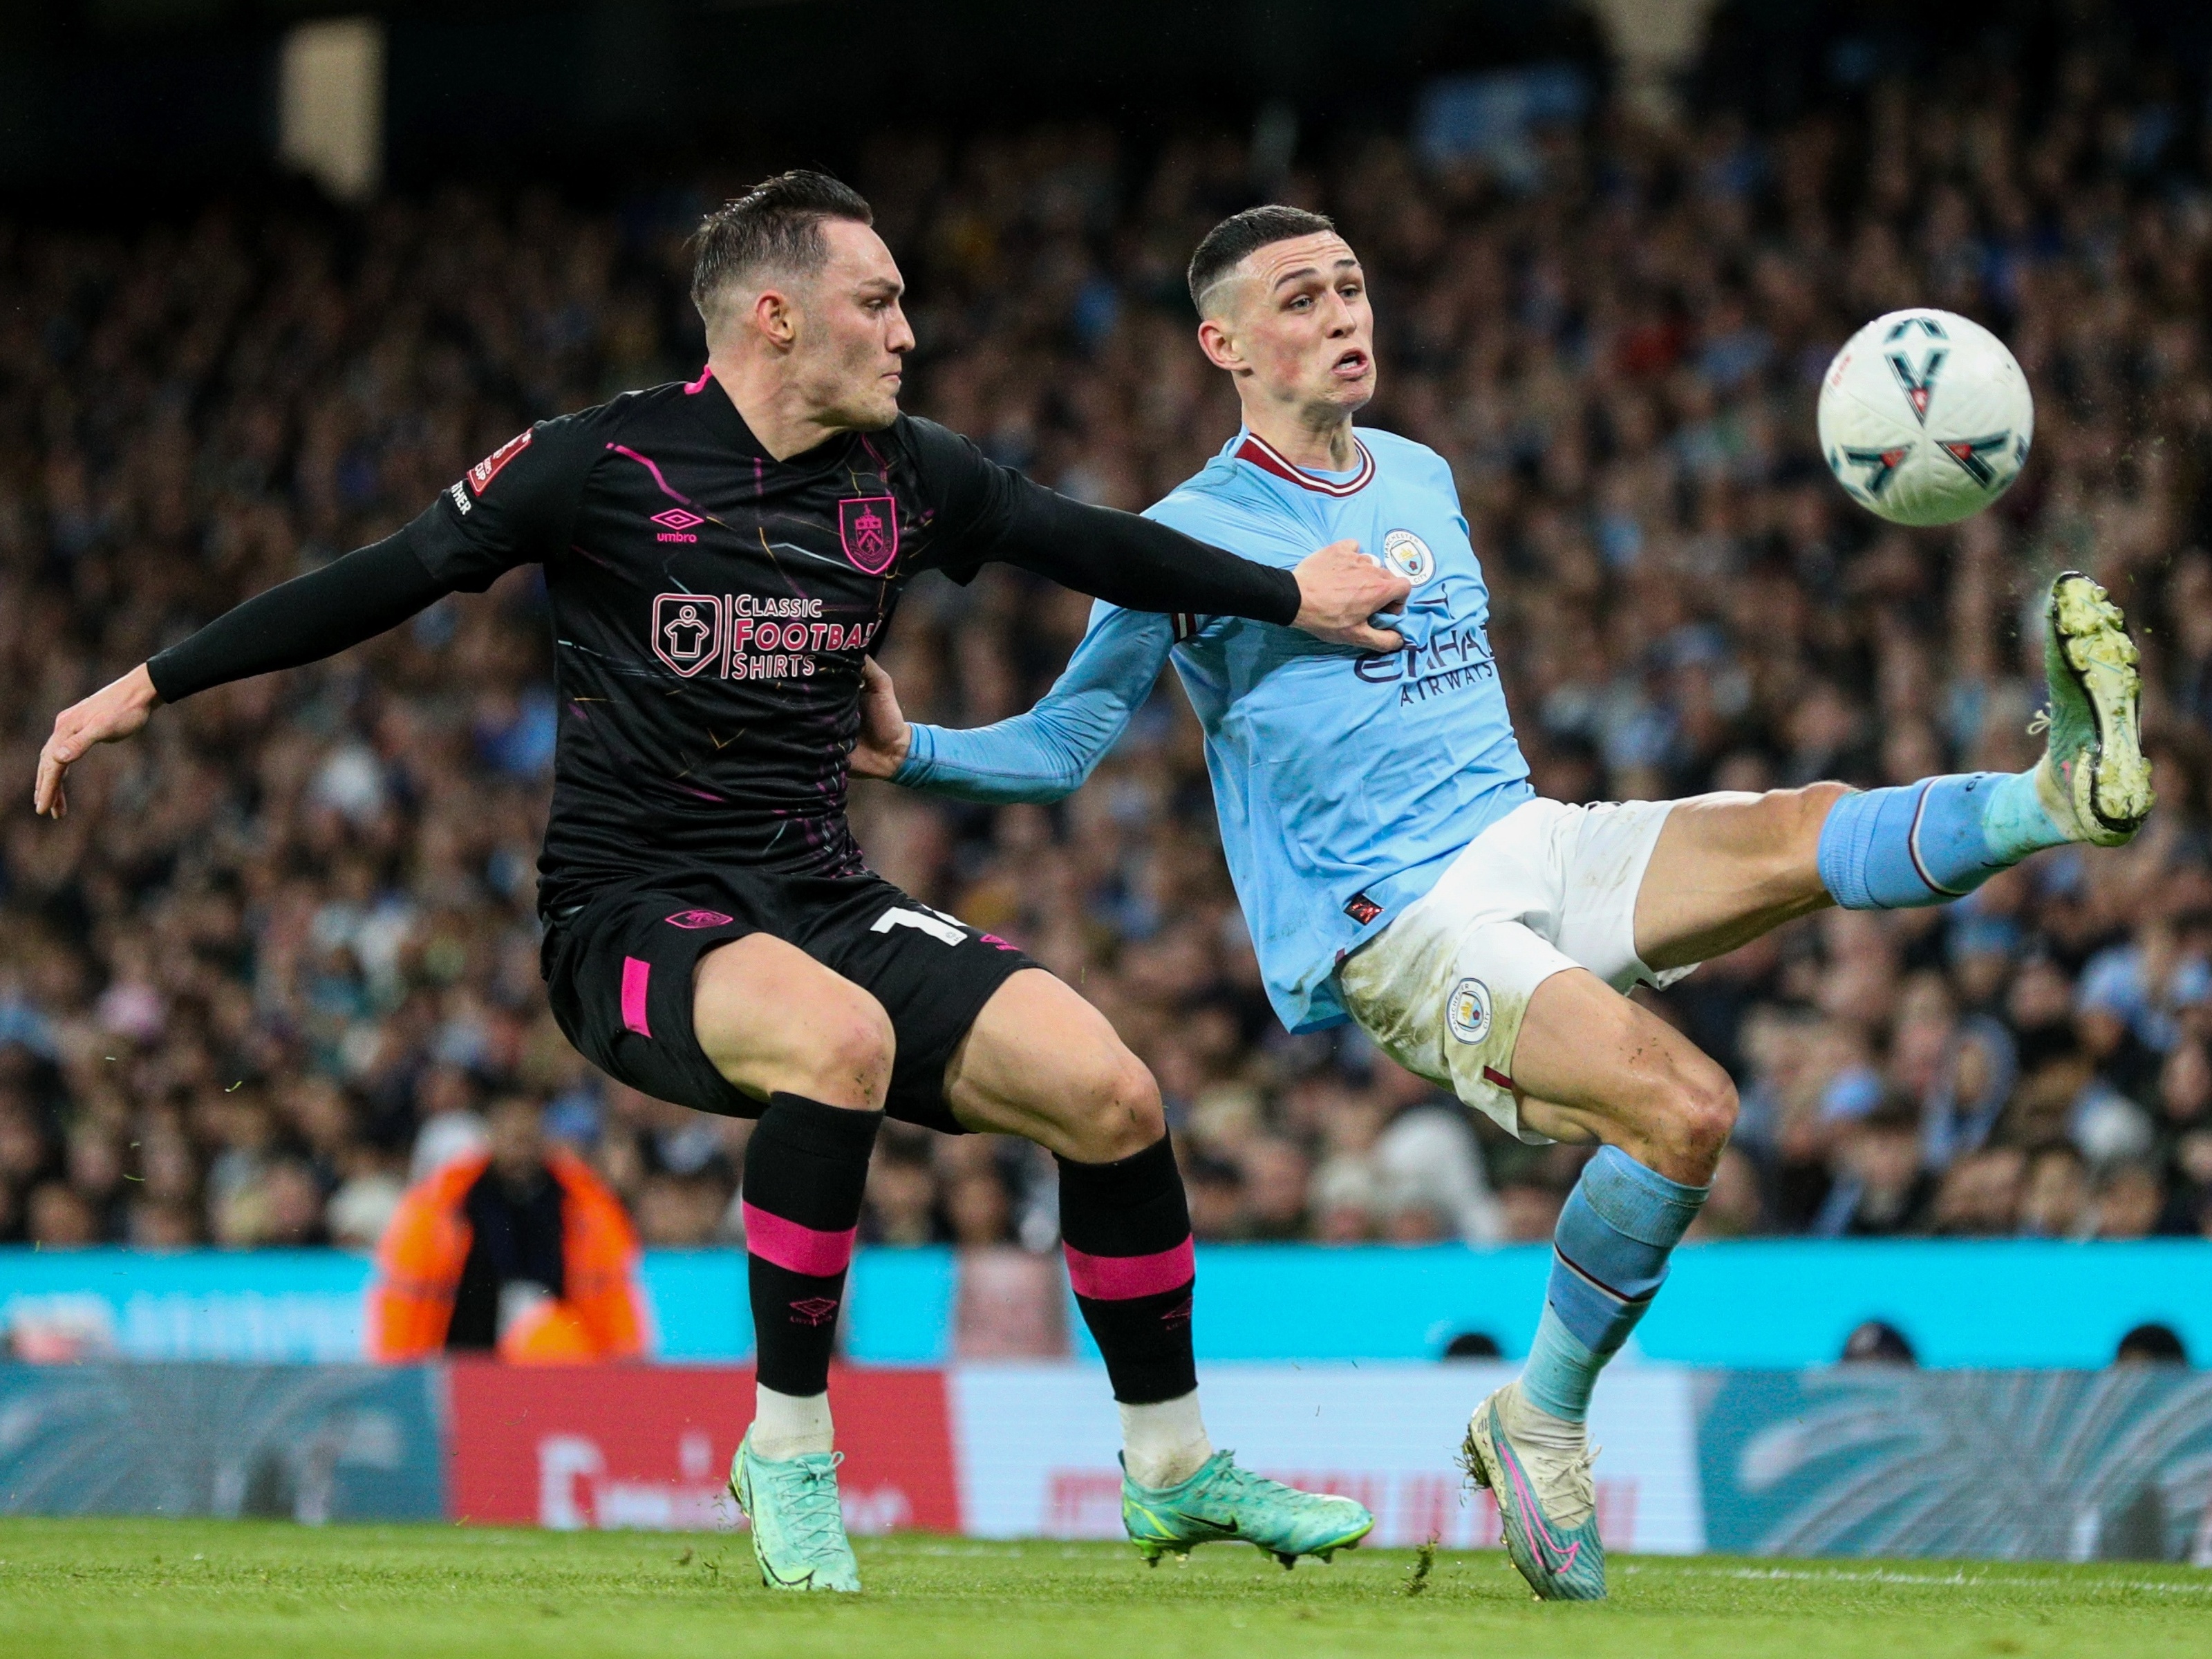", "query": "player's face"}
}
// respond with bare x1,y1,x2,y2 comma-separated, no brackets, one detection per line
1212,232,1375,413
794,219,916,431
